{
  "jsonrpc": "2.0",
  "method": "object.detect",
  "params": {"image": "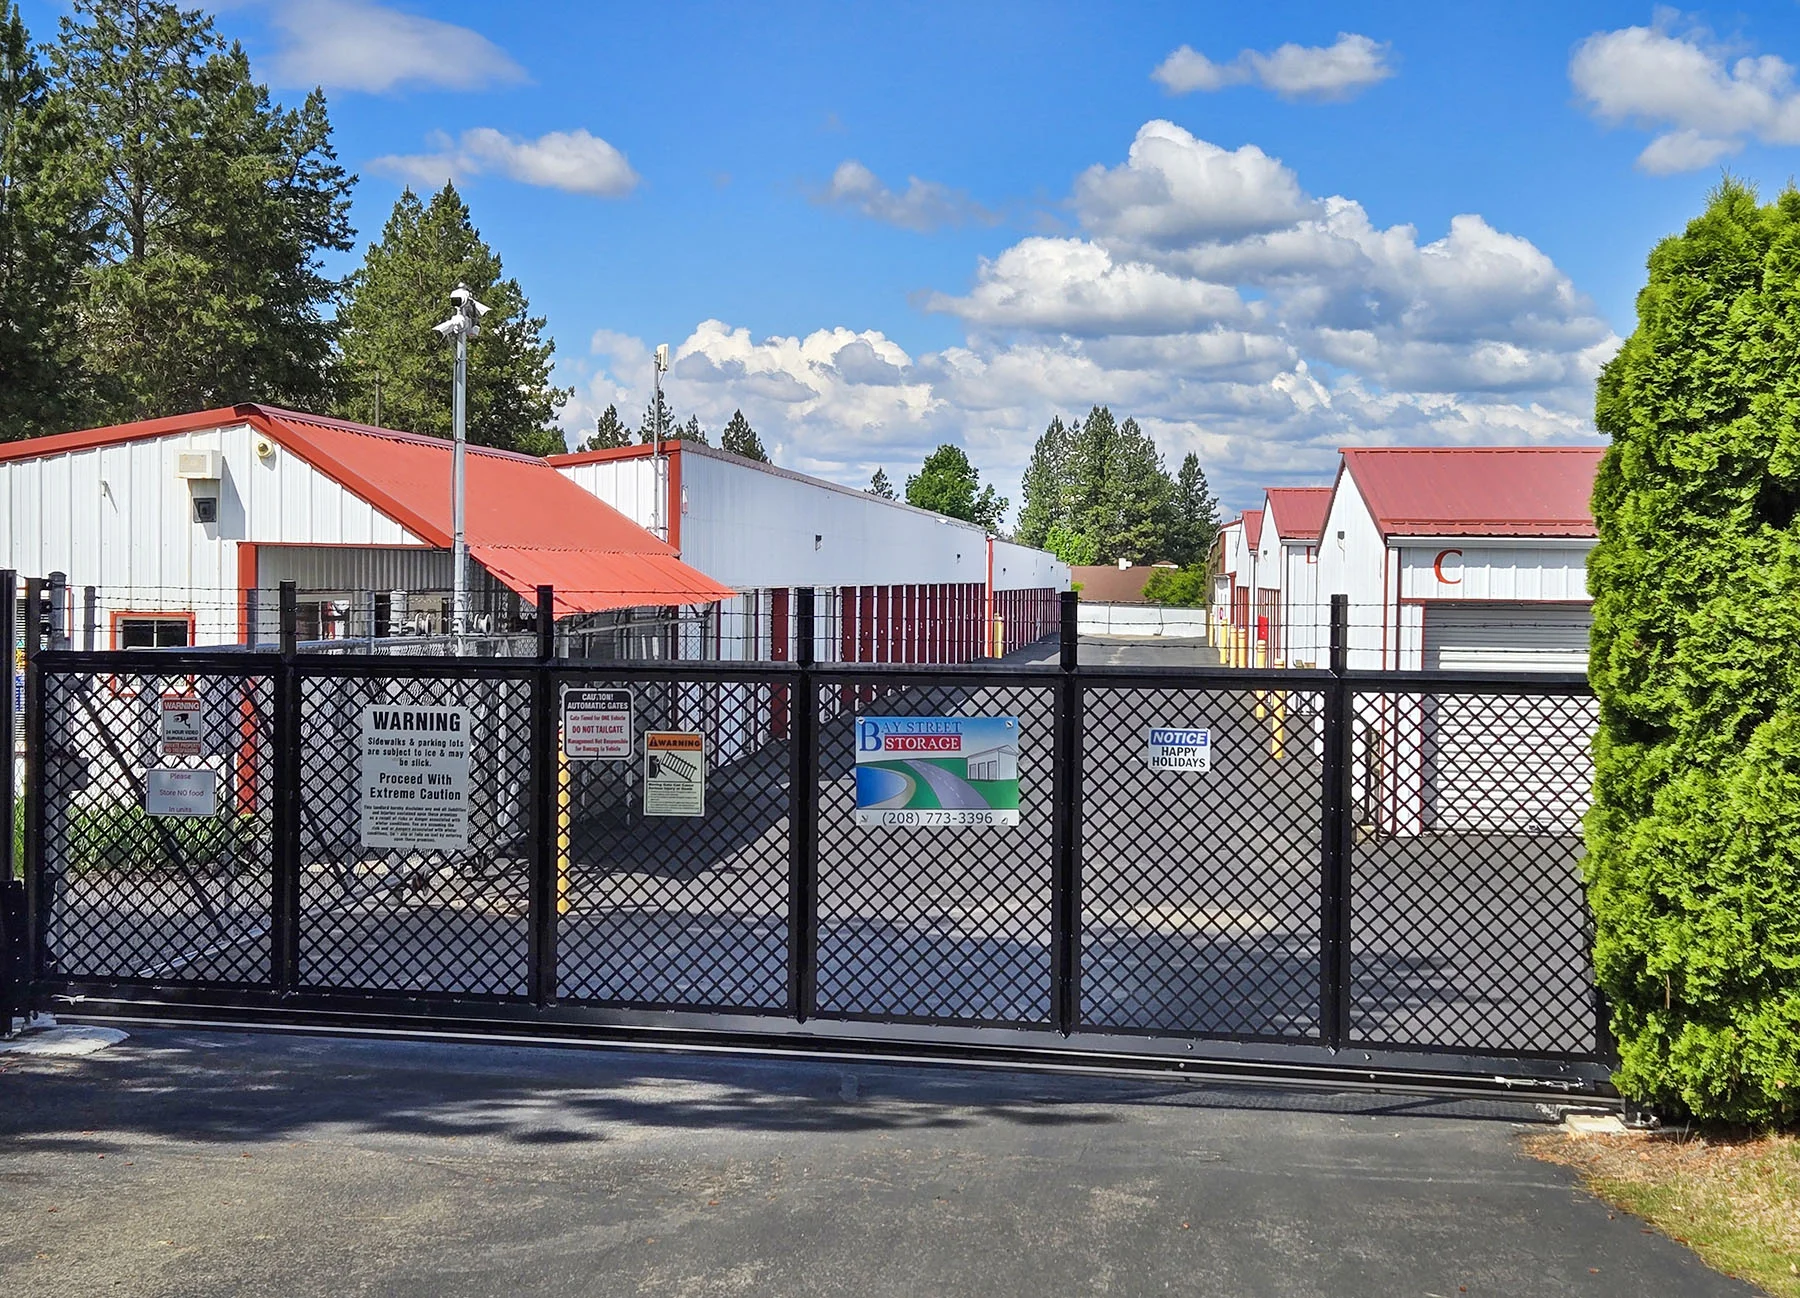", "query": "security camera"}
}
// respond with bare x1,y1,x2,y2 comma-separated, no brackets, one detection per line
450,285,473,308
